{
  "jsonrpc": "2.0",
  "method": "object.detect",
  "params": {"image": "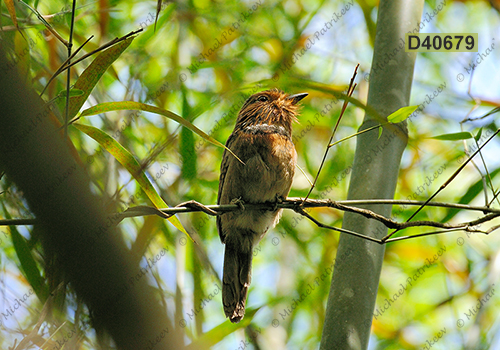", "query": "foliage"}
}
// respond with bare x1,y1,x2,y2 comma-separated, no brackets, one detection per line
0,0,499,349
